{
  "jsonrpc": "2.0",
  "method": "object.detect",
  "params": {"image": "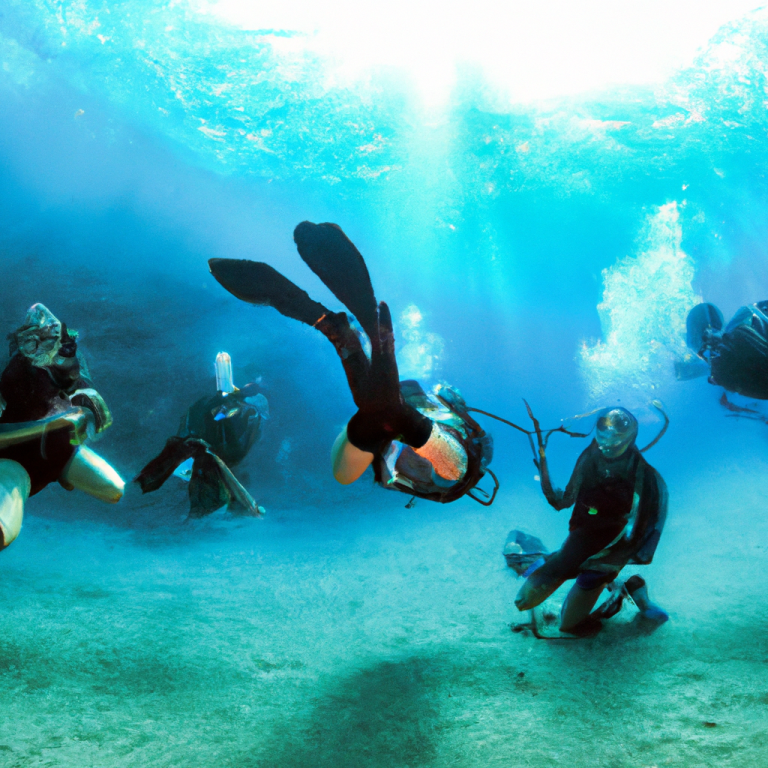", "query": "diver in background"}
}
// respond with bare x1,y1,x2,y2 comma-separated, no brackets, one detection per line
511,406,668,635
683,301,768,400
136,352,268,518
0,303,124,550
209,221,495,505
